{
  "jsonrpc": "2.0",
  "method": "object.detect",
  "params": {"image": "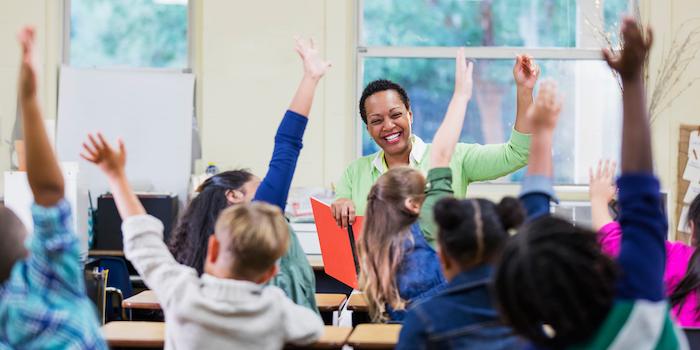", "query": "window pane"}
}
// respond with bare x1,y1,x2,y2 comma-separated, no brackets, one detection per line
361,58,622,184
70,0,188,68
363,0,577,47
